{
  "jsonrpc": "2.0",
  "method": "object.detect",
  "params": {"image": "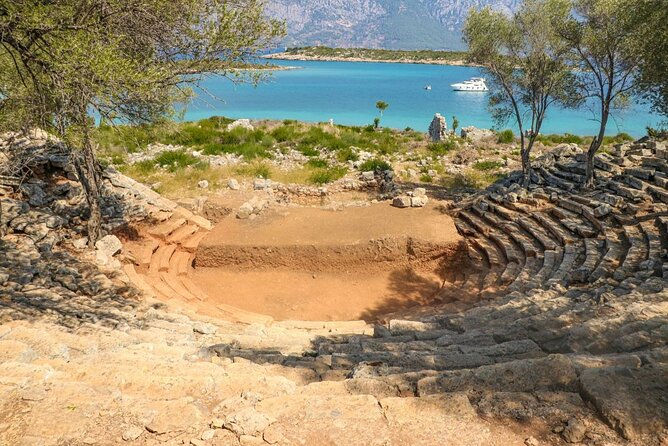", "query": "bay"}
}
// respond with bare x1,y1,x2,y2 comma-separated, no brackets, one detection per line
186,59,661,137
